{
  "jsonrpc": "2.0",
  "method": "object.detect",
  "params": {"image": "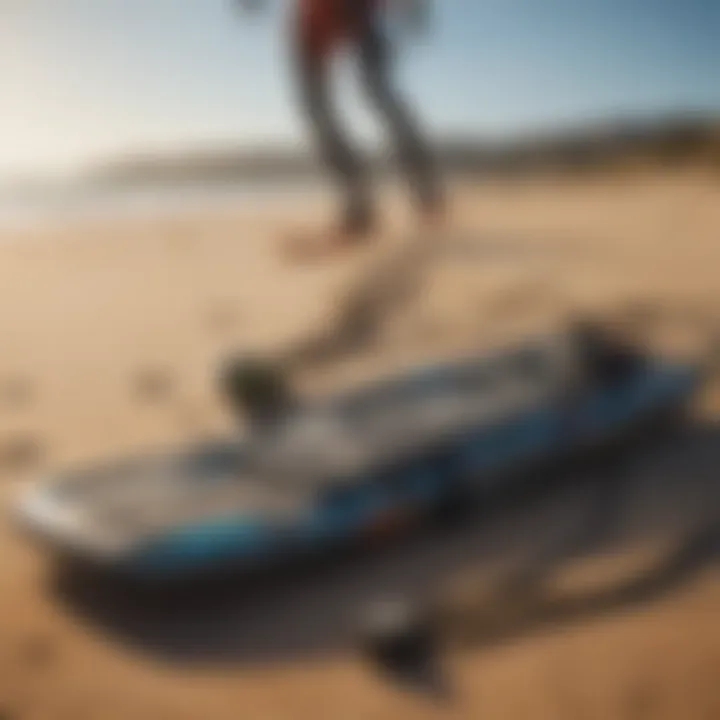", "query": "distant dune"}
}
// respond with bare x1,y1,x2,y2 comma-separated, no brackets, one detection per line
90,115,720,187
